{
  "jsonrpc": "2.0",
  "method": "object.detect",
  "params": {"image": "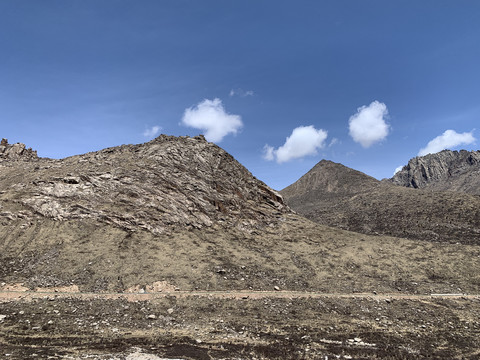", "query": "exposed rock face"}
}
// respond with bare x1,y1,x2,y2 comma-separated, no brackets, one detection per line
391,150,480,194
0,138,38,160
0,135,287,234
281,159,480,244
